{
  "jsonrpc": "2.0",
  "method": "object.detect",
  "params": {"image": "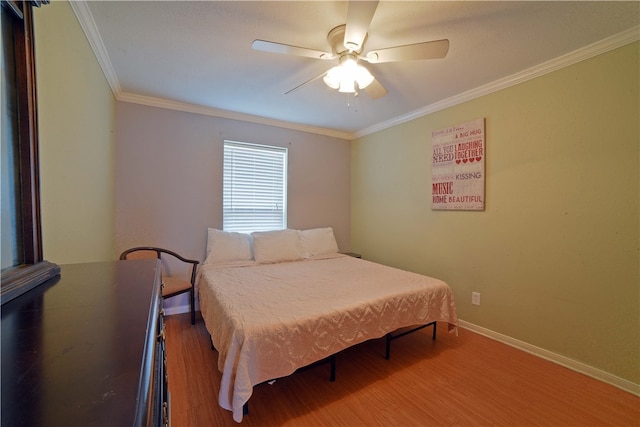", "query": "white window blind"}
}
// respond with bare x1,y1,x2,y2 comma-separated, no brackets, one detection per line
223,141,288,233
